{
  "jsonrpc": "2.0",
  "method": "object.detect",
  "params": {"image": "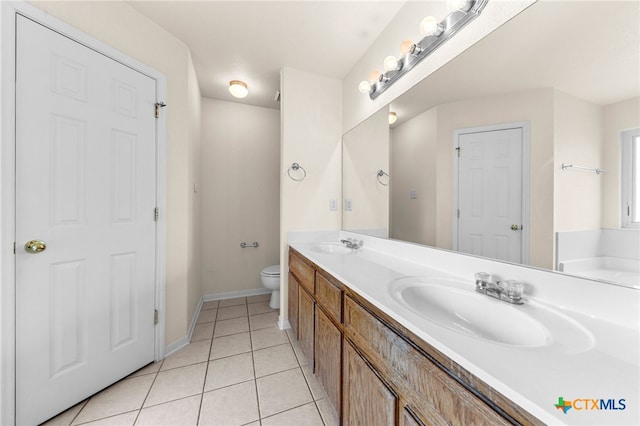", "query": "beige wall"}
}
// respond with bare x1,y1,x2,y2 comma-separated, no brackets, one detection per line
390,107,438,245
201,98,280,295
280,67,342,324
30,1,203,347
343,107,389,235
602,97,640,228
553,91,603,232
